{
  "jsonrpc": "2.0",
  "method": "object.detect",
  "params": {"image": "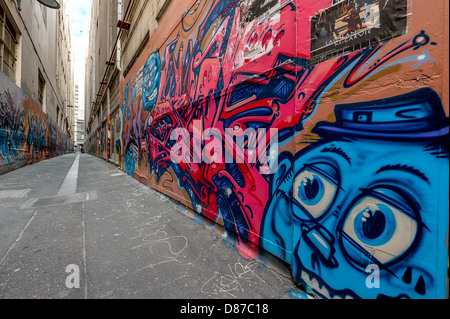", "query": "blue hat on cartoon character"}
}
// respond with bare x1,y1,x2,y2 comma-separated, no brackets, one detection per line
313,88,449,140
